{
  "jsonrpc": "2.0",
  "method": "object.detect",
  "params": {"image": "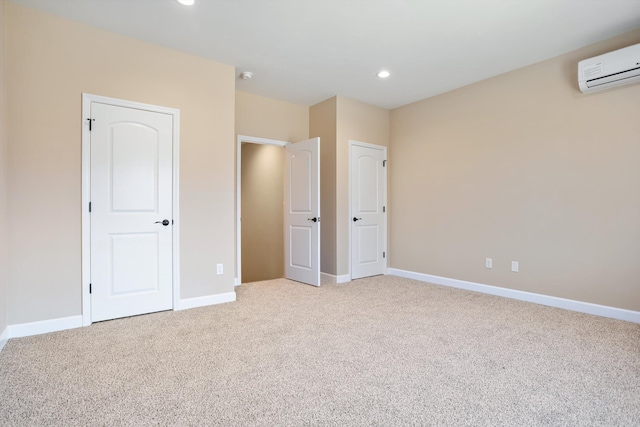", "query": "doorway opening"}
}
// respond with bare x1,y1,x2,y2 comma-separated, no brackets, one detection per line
240,141,285,283
236,135,321,287
236,136,287,285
